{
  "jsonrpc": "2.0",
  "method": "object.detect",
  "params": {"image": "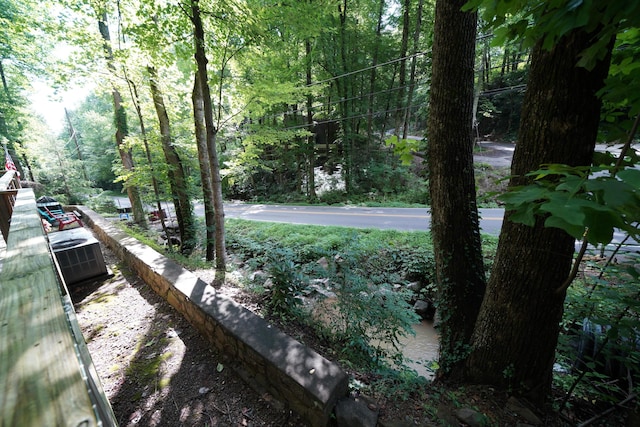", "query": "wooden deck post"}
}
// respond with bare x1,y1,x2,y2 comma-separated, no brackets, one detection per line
0,170,20,242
